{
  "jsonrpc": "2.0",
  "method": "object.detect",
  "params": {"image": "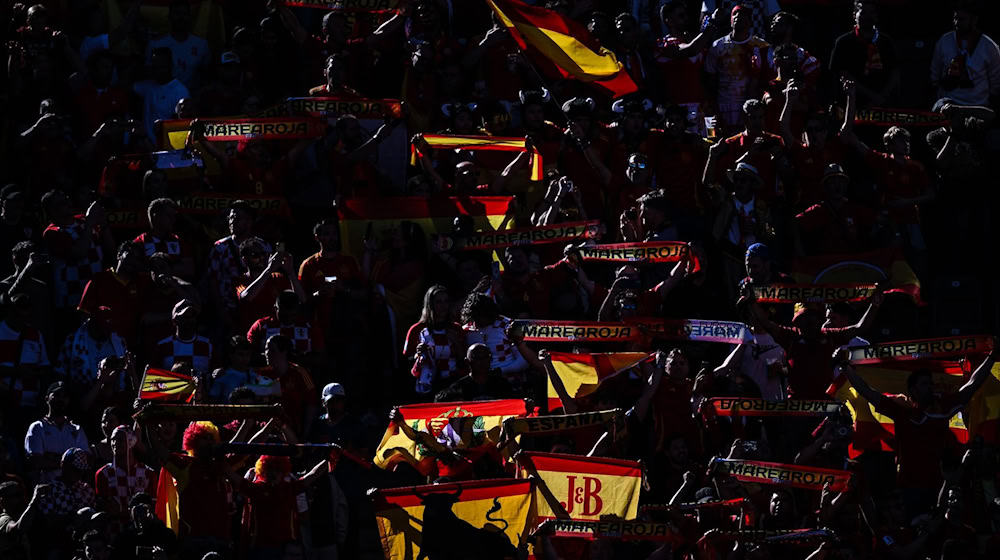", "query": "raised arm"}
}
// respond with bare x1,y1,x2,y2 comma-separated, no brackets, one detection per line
832,350,883,408
539,349,577,414
954,342,998,406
